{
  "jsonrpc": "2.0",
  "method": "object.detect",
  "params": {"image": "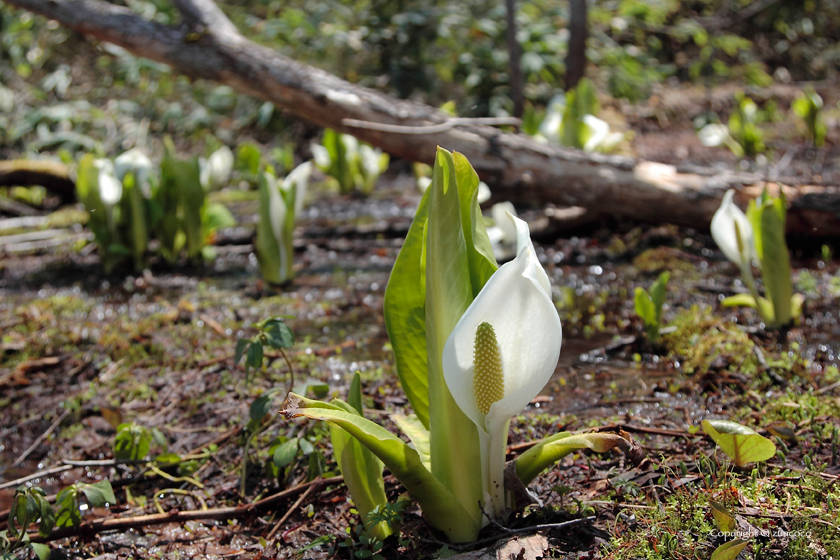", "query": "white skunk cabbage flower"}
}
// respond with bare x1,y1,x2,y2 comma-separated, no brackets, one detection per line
537,94,566,144
442,214,562,518
486,202,518,260
114,148,152,187
697,124,730,147
199,145,234,191
711,189,755,270
311,144,331,169
582,114,624,152
477,182,492,204
93,158,122,206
